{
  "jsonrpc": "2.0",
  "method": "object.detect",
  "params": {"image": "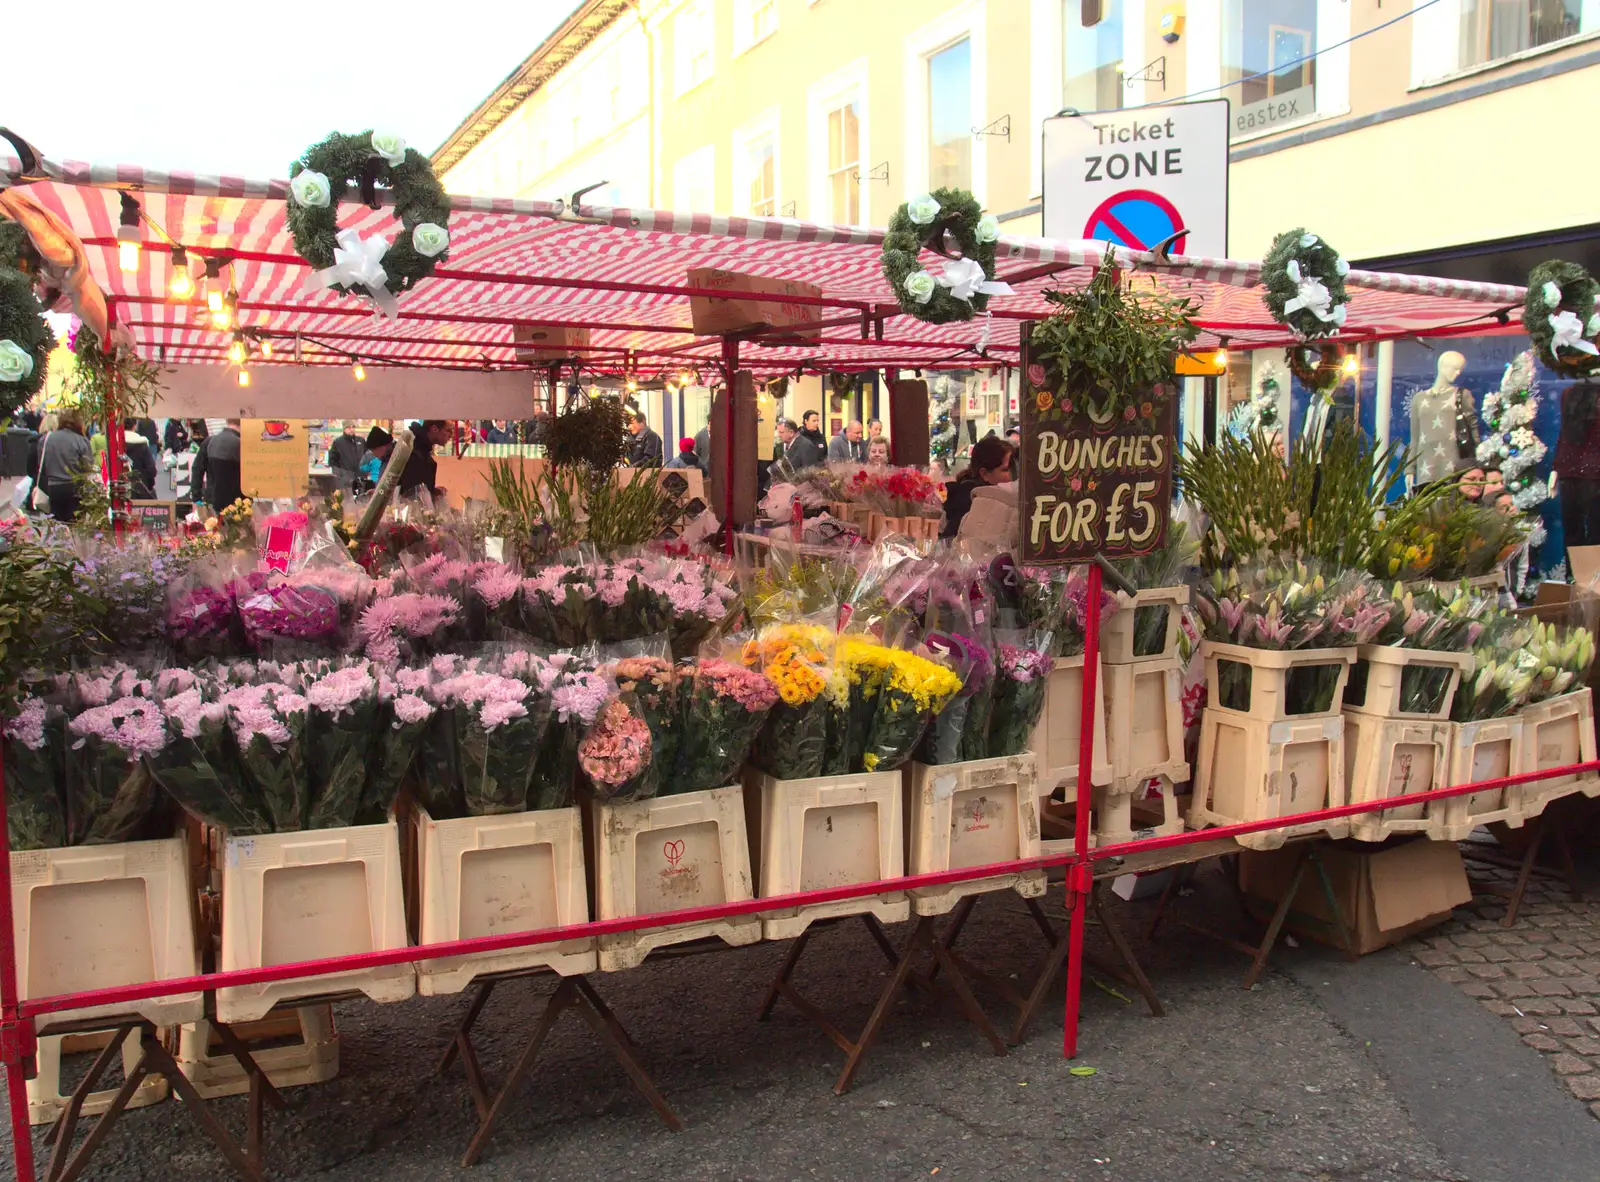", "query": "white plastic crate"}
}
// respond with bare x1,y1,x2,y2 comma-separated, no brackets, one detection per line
1101,586,1188,665
1436,717,1526,840
744,769,909,939
1029,653,1112,813
217,819,415,1024
904,755,1045,916
413,805,595,995
27,1029,168,1125
591,785,760,971
176,1005,338,1099
1517,688,1600,817
1201,641,1355,723
1342,645,1473,722
1189,710,1348,850
1343,713,1454,842
1103,658,1189,785
11,833,202,1030
1092,778,1186,846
